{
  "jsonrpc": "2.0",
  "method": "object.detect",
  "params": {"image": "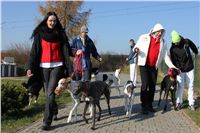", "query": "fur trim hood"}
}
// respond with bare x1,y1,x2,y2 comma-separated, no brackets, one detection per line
149,23,165,37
